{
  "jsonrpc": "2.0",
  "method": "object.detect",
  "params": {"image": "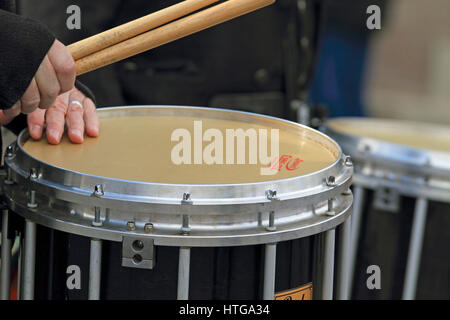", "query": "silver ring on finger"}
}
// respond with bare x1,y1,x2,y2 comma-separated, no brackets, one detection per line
69,100,84,110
